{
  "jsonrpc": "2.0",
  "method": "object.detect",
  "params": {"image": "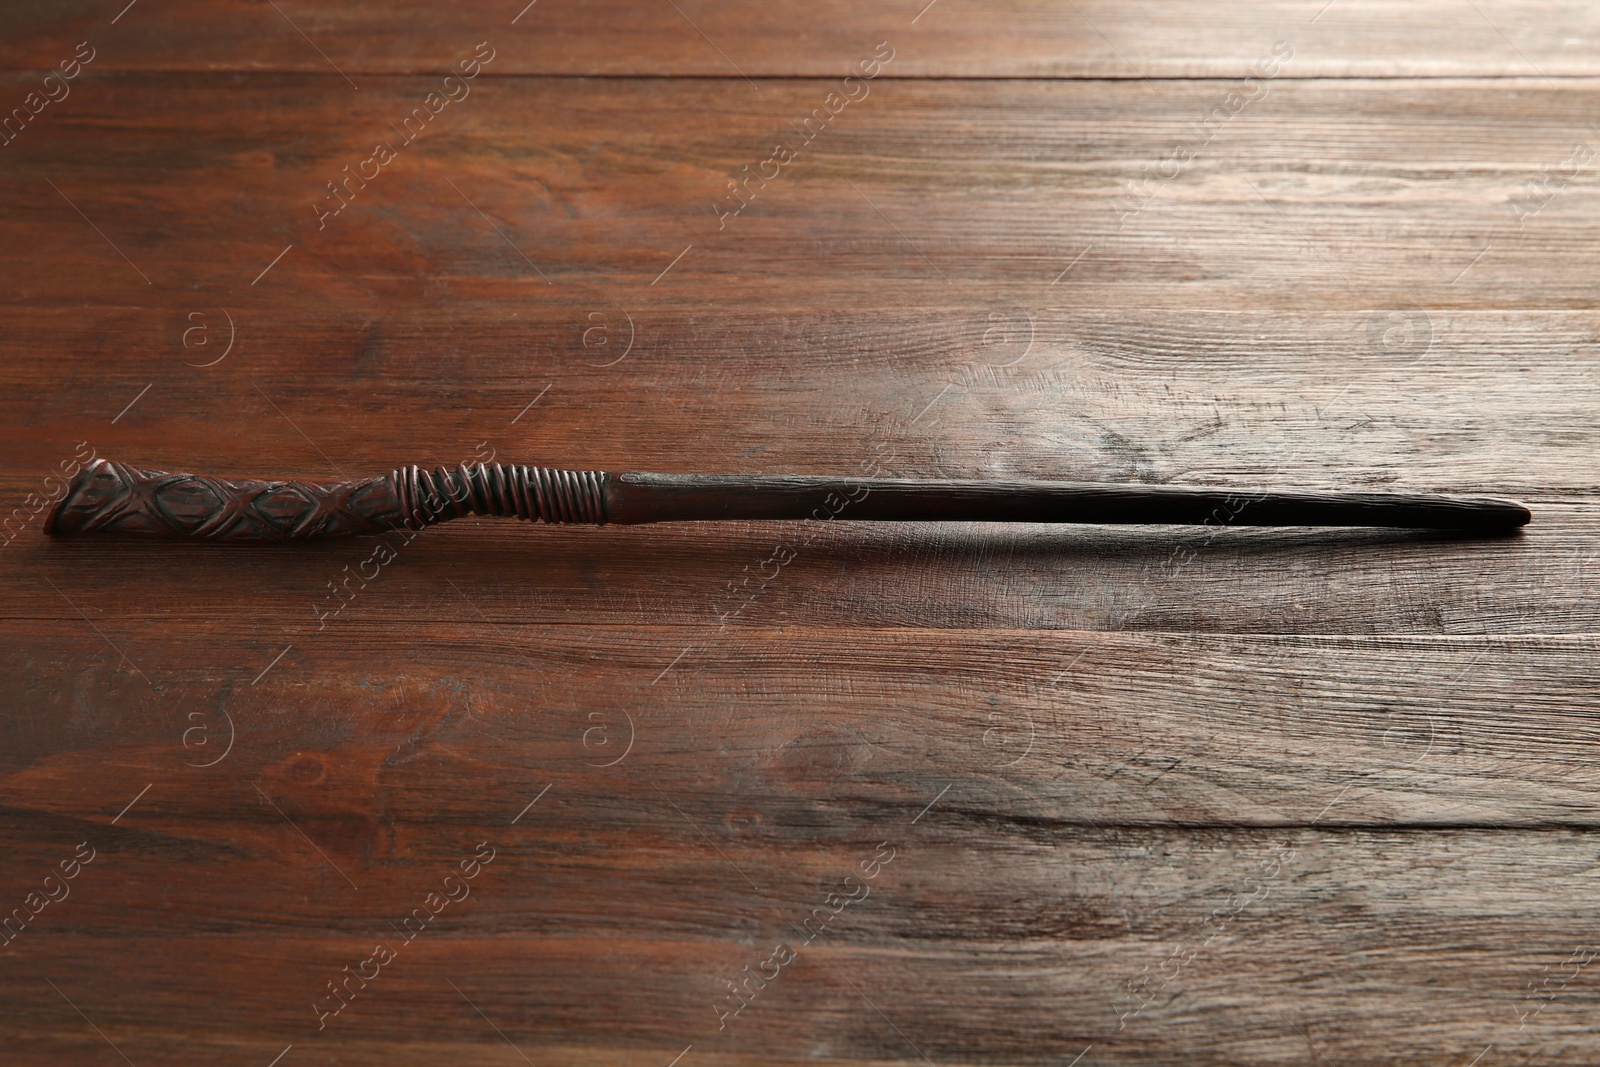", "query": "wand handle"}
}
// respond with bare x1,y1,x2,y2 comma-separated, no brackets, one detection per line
45,459,1530,540
46,460,604,540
